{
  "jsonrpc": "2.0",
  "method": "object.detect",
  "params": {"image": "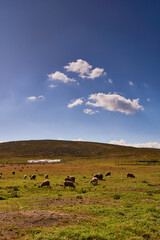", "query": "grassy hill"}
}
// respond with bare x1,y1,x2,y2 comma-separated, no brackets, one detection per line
0,139,160,163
